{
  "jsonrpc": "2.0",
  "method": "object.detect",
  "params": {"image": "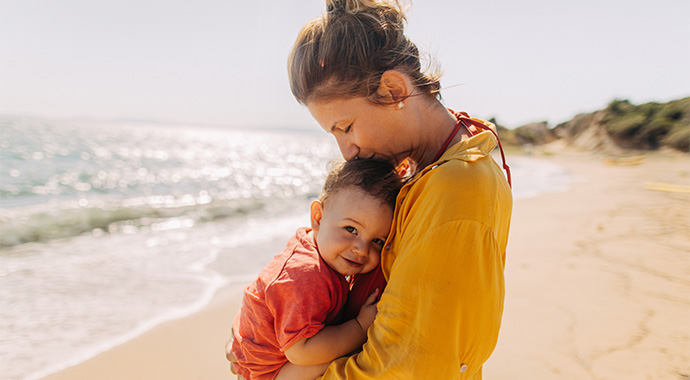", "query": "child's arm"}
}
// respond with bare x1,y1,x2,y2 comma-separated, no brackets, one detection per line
284,288,379,366
274,362,331,380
